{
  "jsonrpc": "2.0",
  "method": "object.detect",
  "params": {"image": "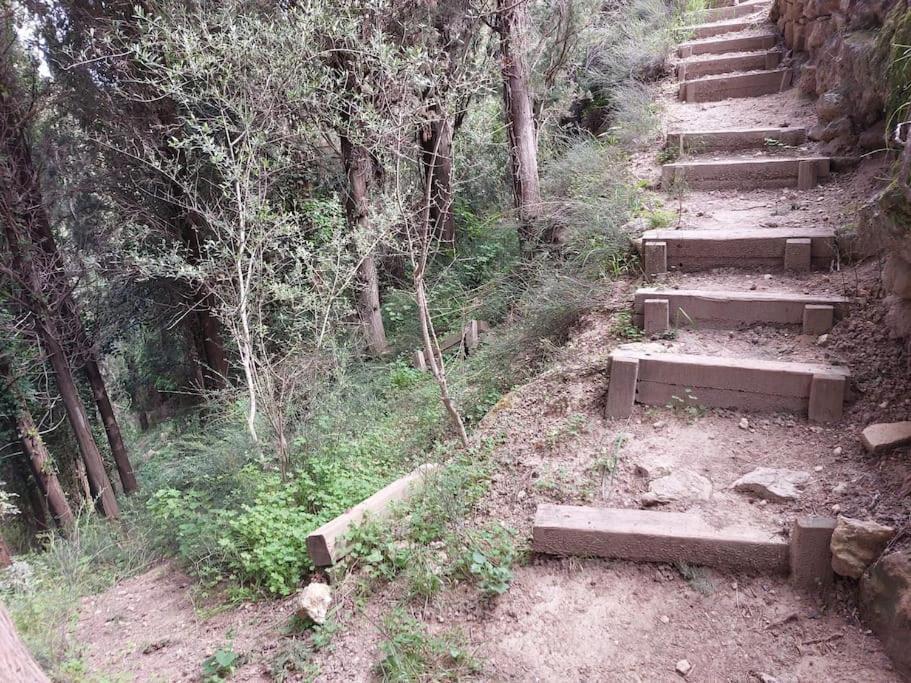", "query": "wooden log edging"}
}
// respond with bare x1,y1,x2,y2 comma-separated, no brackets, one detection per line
532,504,839,589
306,463,439,567
412,320,490,370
